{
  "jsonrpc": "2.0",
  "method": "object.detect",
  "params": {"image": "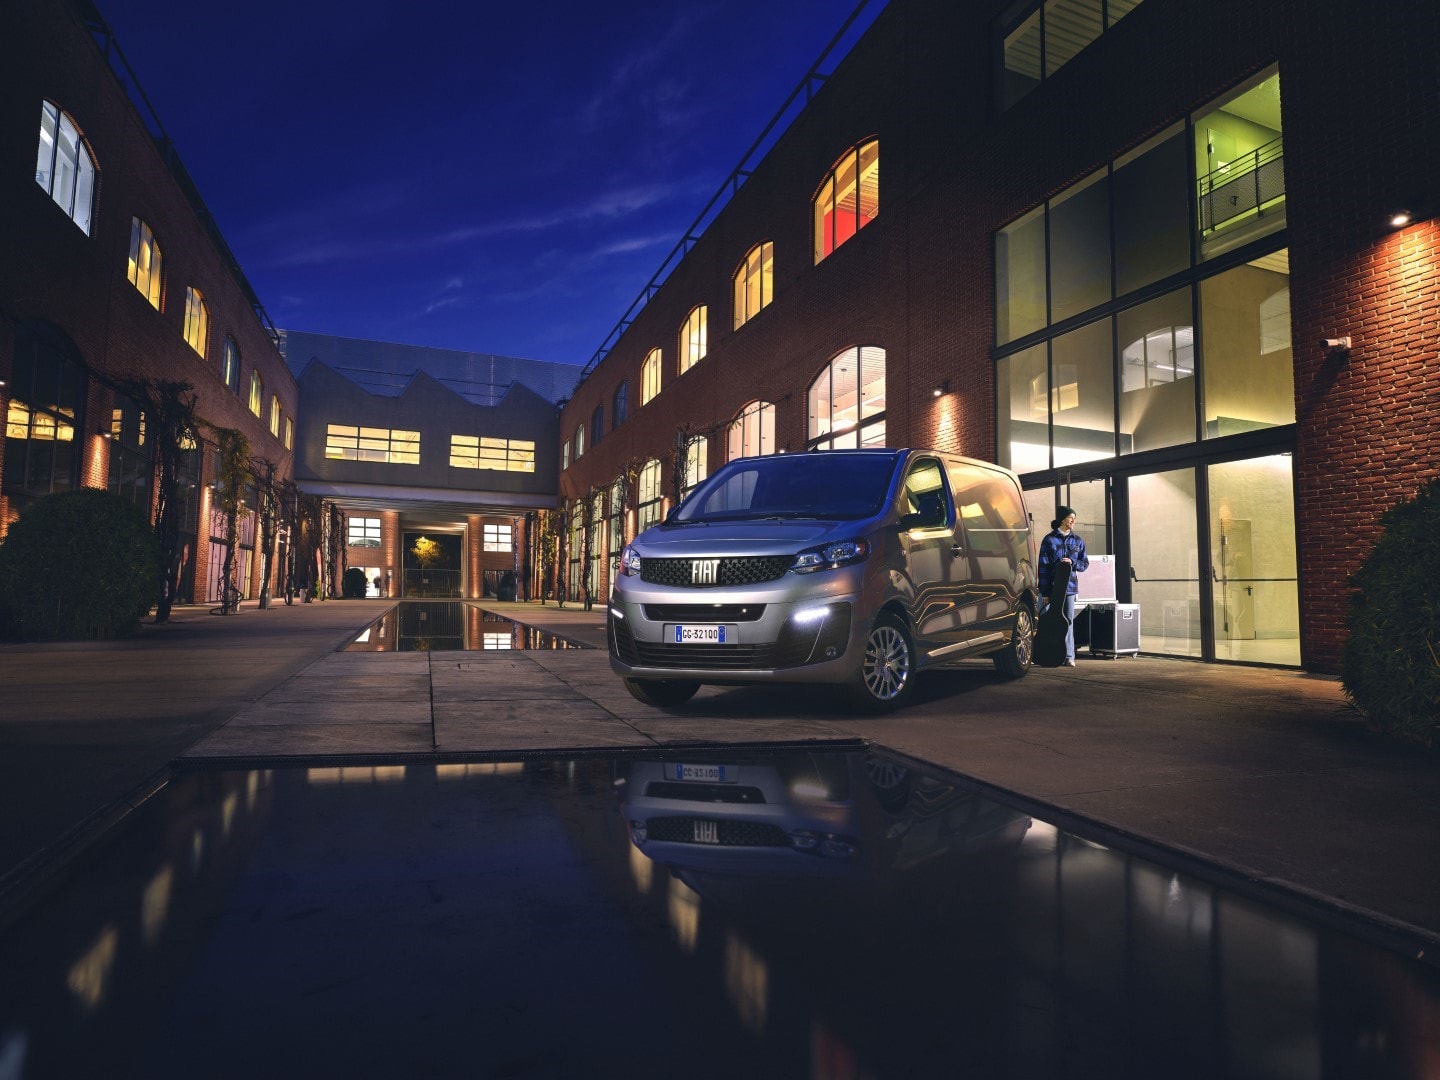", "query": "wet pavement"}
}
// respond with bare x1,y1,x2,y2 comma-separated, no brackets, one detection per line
2,749,1437,1079
2,597,1440,1077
